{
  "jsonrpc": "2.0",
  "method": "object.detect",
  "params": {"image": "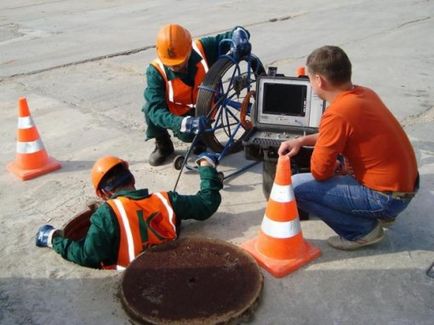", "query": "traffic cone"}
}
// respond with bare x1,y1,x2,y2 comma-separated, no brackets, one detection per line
7,97,61,180
296,66,306,77
241,155,320,277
